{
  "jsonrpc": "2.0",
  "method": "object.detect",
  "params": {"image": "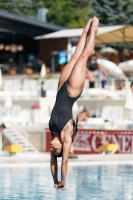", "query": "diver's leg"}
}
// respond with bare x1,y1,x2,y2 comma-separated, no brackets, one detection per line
68,17,99,97
58,19,92,89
